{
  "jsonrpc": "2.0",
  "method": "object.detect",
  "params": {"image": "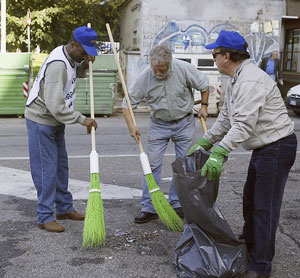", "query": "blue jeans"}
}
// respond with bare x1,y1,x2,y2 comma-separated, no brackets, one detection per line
26,119,74,224
242,133,297,275
141,113,195,213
